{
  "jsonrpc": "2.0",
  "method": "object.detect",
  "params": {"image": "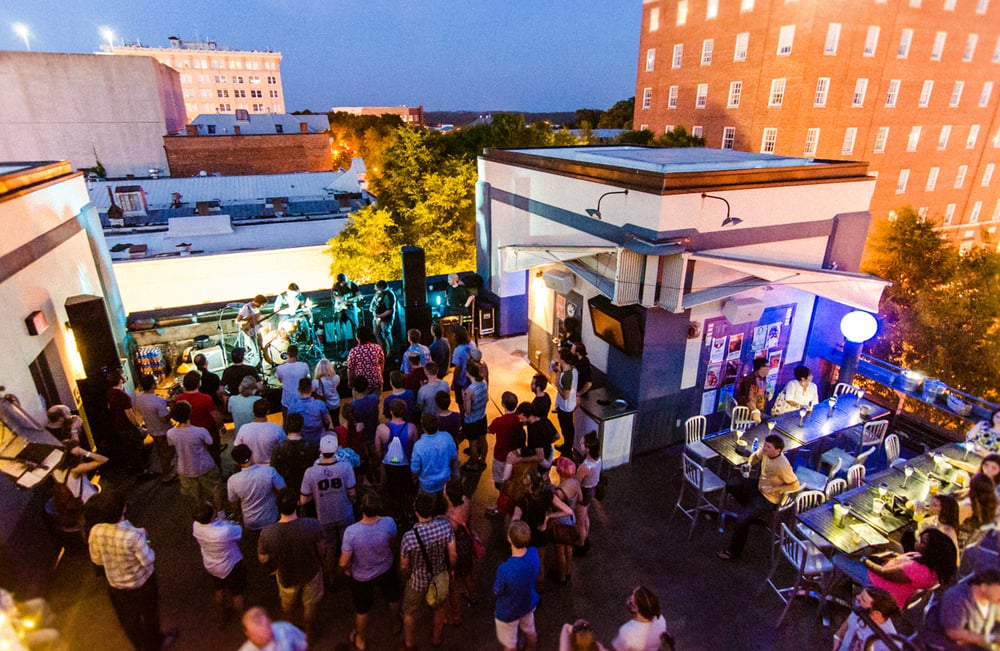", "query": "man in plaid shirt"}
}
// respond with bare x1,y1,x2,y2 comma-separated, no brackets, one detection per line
87,490,176,650
399,492,457,649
